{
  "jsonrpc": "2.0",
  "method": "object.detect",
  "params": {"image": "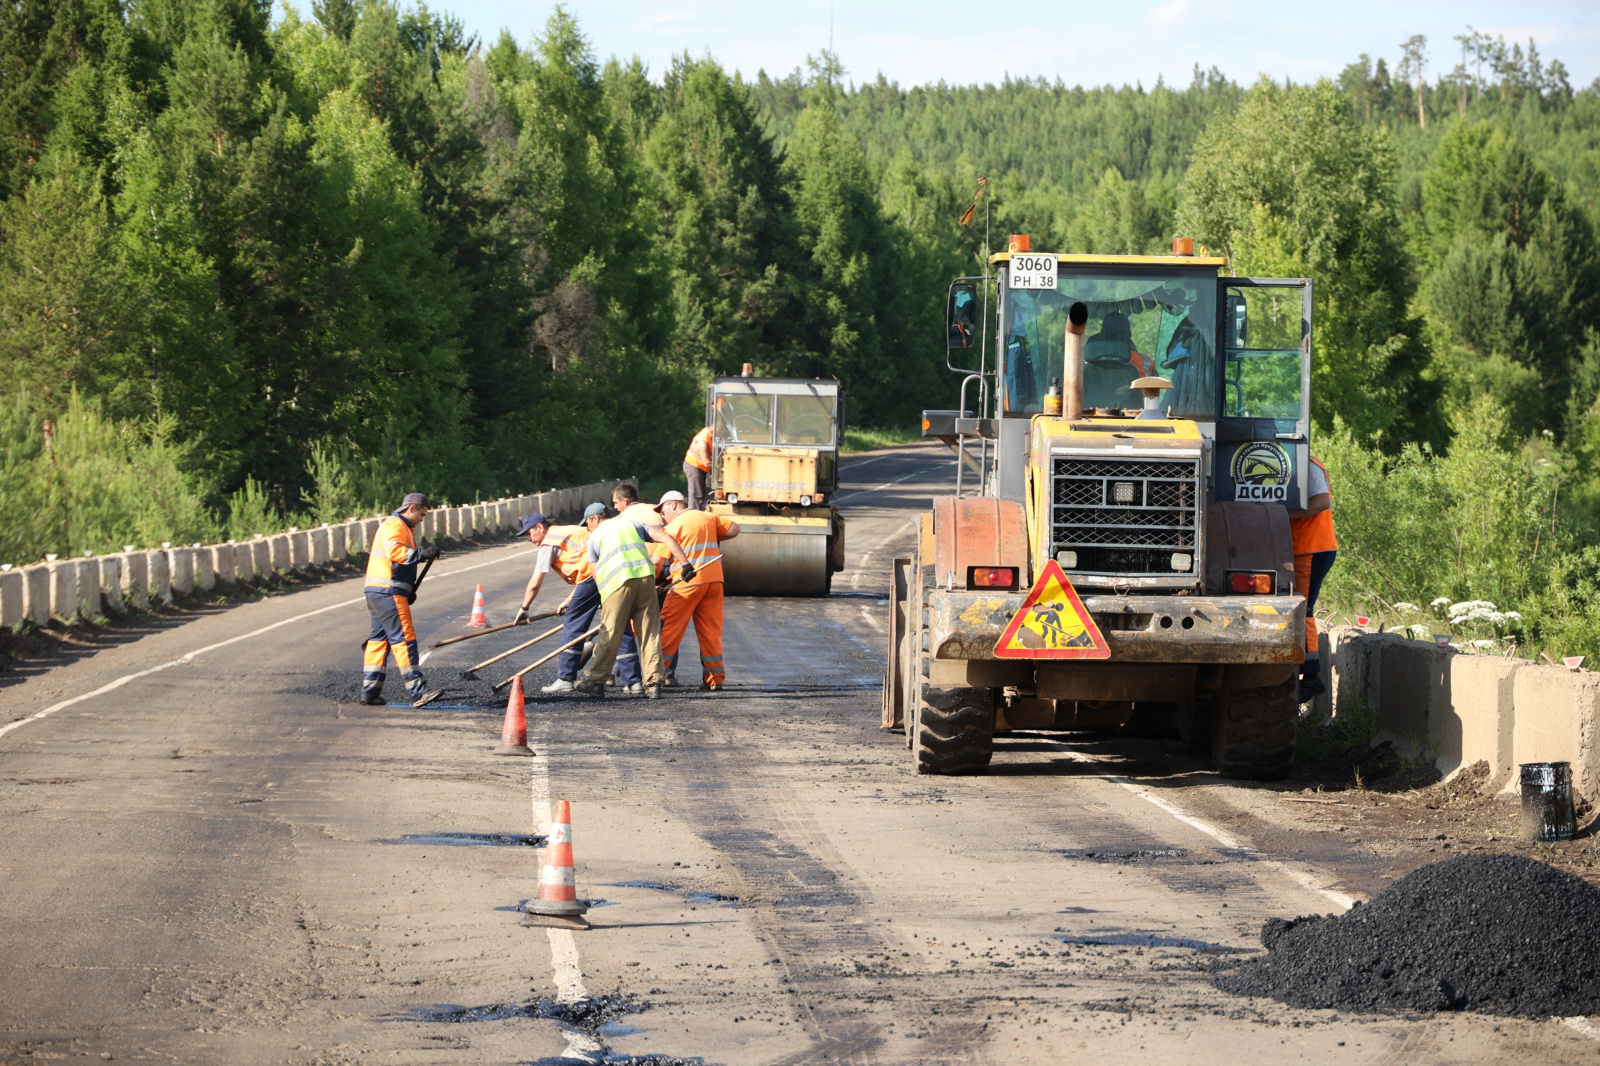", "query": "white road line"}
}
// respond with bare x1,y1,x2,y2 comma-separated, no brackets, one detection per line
1059,752,1359,910
0,548,533,742
1563,1017,1600,1041
831,469,925,503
